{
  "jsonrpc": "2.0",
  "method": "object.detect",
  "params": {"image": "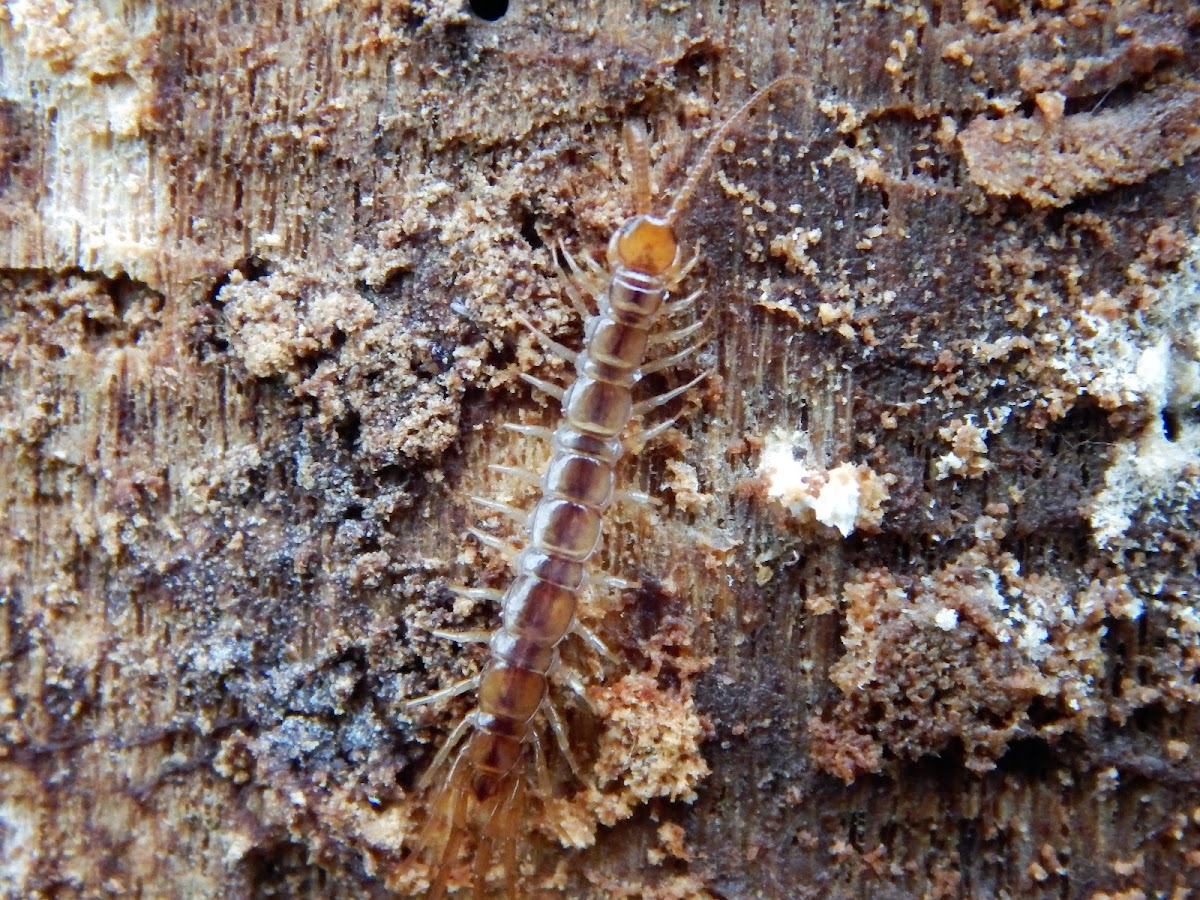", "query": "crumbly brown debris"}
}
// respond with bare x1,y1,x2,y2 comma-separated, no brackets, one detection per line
220,258,488,464
809,541,1117,779
959,79,1200,208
